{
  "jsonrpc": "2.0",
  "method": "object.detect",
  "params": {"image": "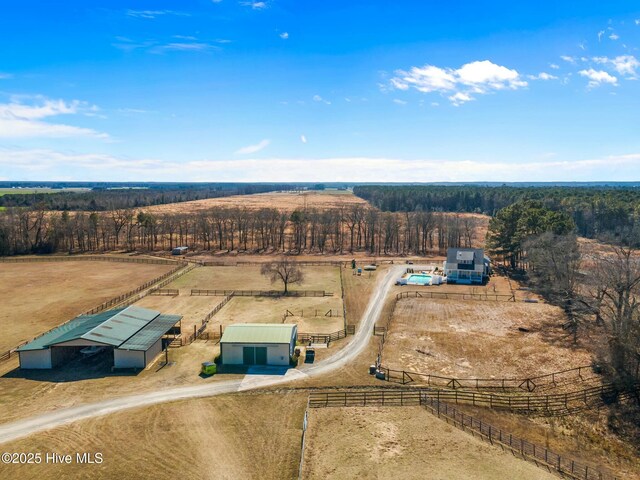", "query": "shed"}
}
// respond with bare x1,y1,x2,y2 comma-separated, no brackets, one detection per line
172,246,188,255
220,324,297,366
17,306,181,370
